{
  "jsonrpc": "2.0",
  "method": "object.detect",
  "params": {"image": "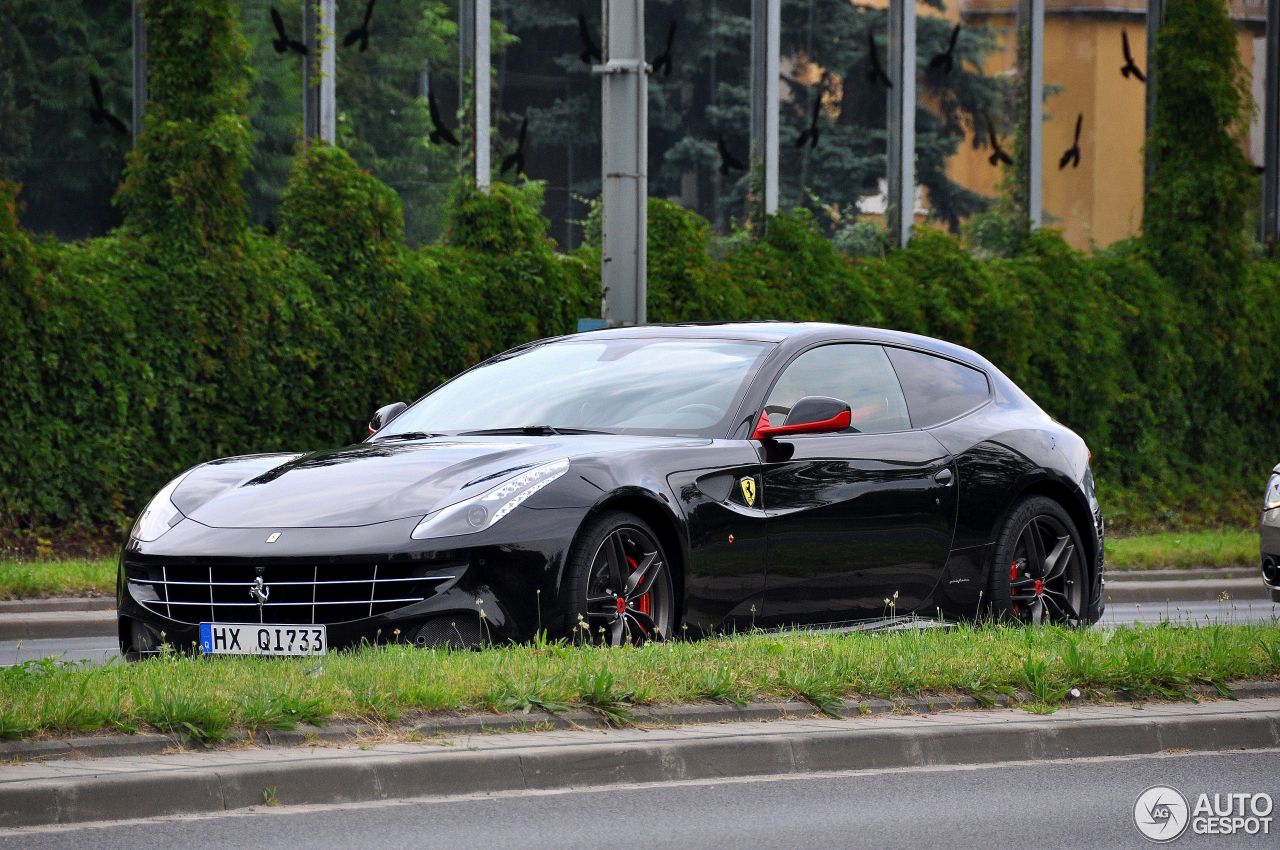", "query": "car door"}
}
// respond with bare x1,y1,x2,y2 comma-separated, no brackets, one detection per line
756,343,957,626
